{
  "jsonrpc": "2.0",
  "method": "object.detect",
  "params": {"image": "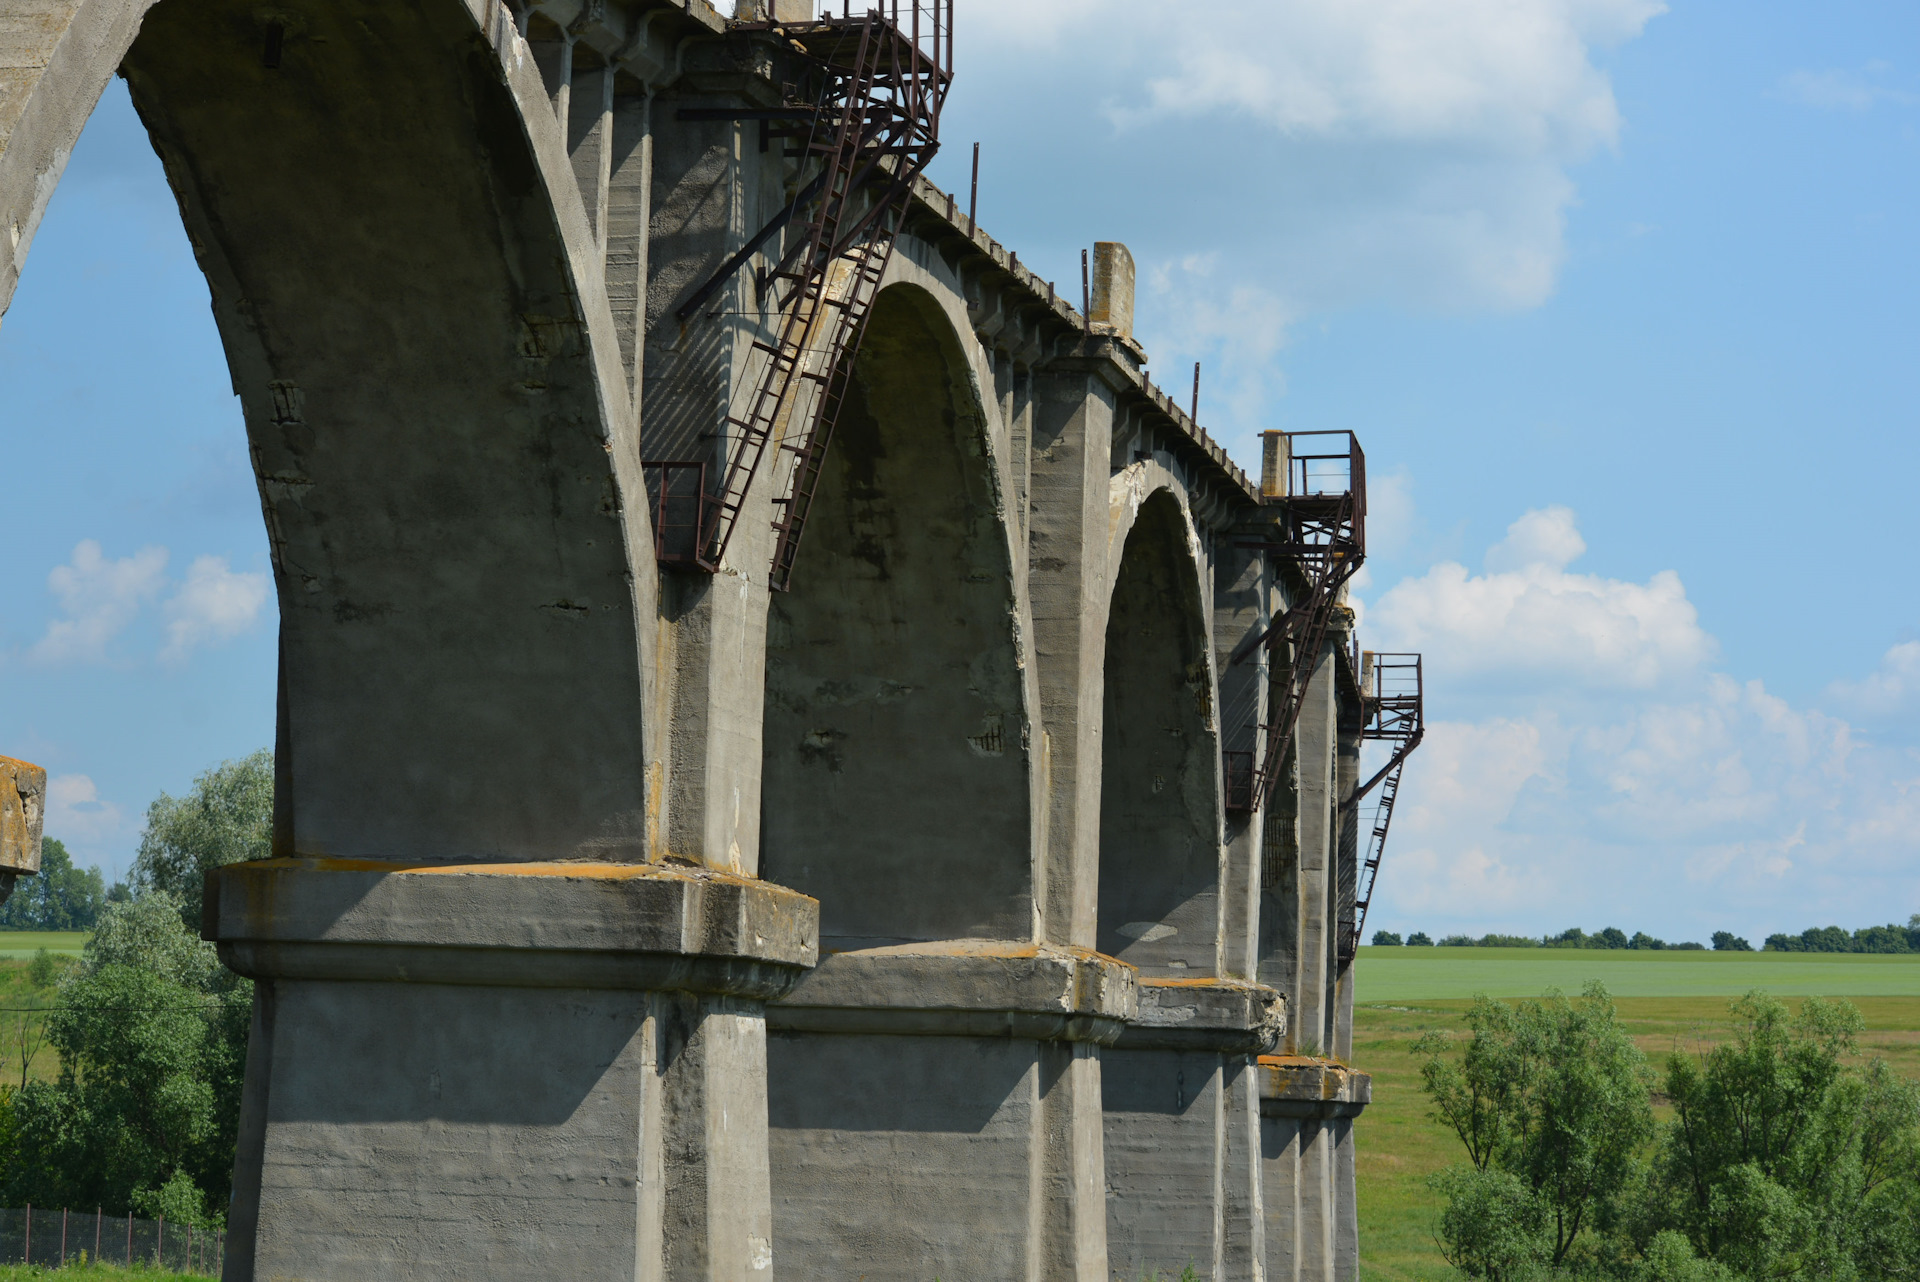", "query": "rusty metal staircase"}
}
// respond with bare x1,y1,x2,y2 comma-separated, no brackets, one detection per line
1337,652,1425,966
652,3,951,589
1230,431,1368,816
